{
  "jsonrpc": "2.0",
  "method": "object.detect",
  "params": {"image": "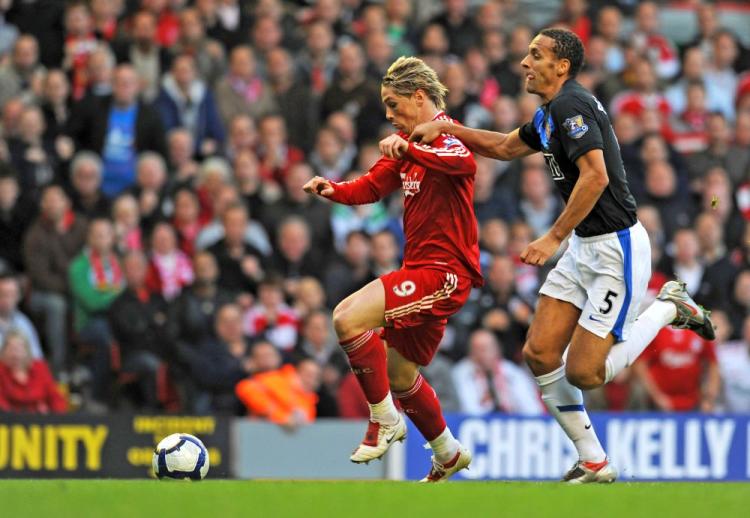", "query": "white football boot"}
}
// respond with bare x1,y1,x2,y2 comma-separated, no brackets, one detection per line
350,414,407,464
657,280,716,340
420,446,472,482
563,458,618,484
